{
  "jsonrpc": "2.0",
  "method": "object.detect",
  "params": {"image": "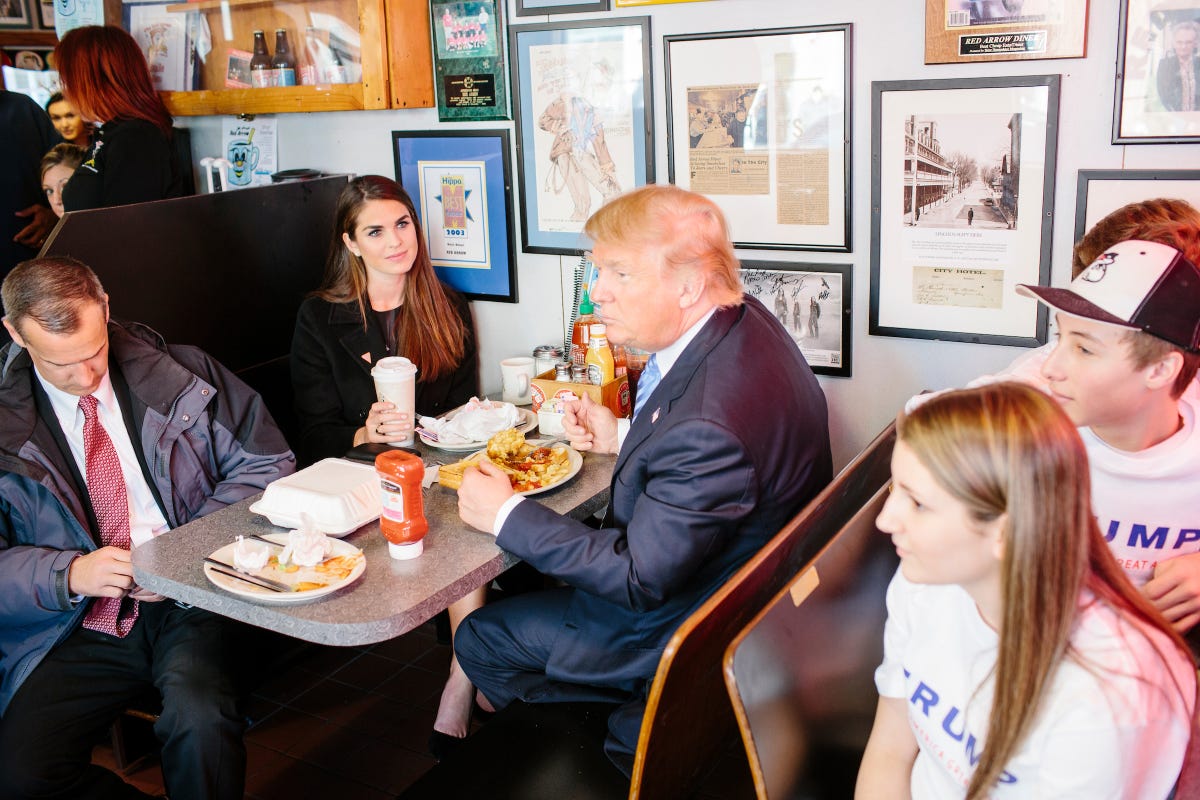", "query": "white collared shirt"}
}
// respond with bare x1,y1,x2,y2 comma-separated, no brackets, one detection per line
37,369,170,547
